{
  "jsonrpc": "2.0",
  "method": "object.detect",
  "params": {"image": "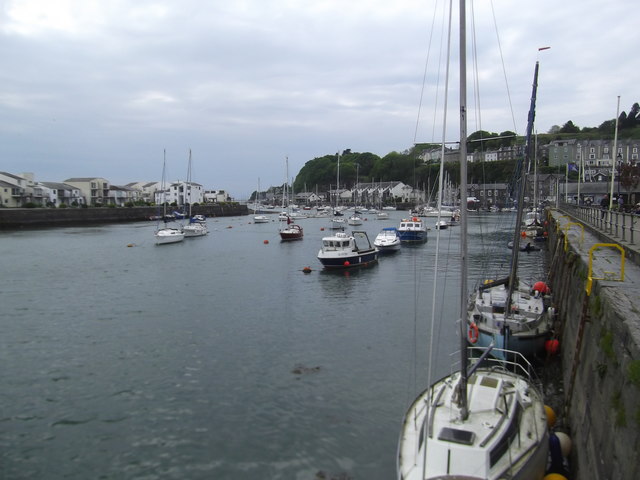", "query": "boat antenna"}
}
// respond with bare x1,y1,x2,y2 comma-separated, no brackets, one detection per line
457,0,469,420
